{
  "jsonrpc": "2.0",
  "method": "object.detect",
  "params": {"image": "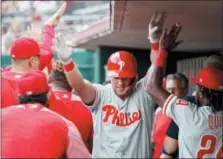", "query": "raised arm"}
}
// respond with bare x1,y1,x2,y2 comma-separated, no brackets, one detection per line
145,23,182,107
148,12,166,63
39,2,67,71
52,34,96,105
